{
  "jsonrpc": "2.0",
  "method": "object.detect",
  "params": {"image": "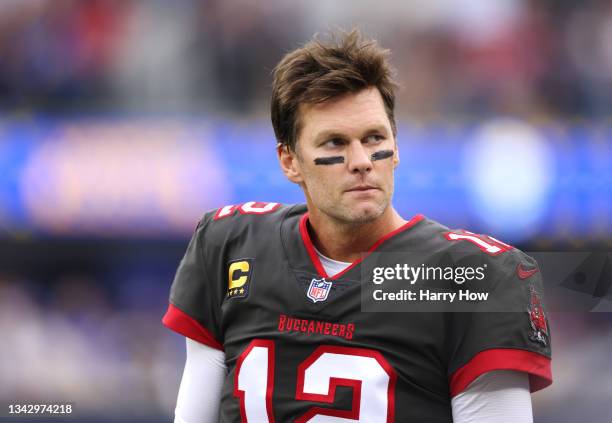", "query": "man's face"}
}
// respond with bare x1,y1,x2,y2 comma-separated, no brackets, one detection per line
279,87,399,224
